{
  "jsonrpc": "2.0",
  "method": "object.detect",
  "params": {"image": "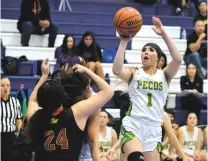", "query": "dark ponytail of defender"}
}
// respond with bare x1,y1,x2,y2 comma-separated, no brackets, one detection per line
27,80,63,143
